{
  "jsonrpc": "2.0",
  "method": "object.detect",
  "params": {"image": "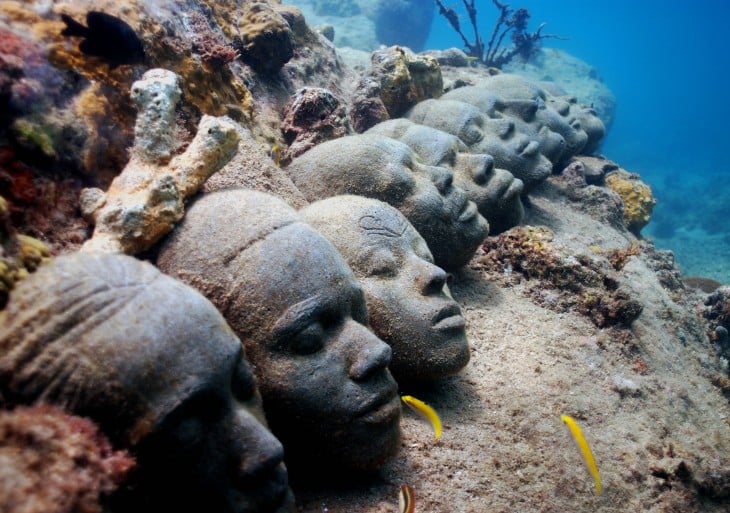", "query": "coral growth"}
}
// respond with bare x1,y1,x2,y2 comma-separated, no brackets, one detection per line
0,196,50,308
702,287,730,356
351,46,442,131
477,225,643,327
80,69,239,254
281,86,350,162
434,0,562,67
186,11,239,69
232,0,294,74
0,404,134,513
604,169,656,235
